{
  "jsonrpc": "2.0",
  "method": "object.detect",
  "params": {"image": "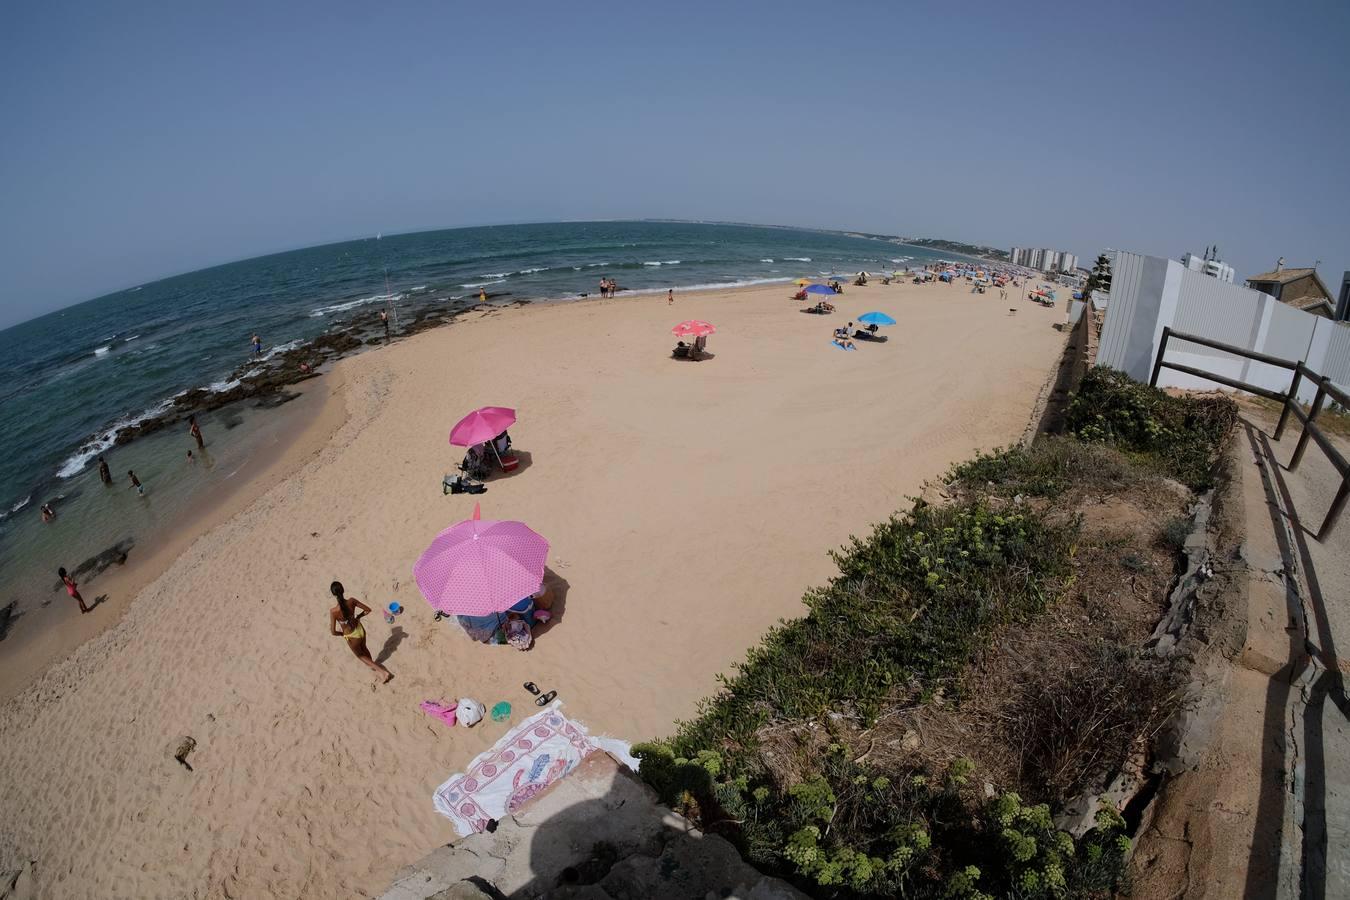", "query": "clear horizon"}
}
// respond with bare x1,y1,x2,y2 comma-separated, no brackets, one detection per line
2,0,1348,328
